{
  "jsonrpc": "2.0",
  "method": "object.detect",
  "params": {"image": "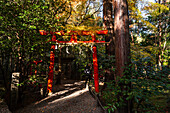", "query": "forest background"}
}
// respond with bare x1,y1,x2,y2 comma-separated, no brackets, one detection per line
0,0,169,113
